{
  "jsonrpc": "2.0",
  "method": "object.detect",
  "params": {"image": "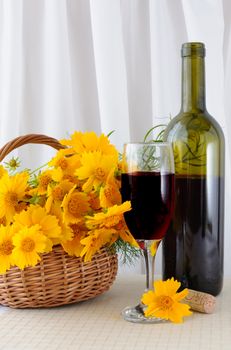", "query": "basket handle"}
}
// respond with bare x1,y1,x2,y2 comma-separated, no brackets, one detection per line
0,134,65,162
